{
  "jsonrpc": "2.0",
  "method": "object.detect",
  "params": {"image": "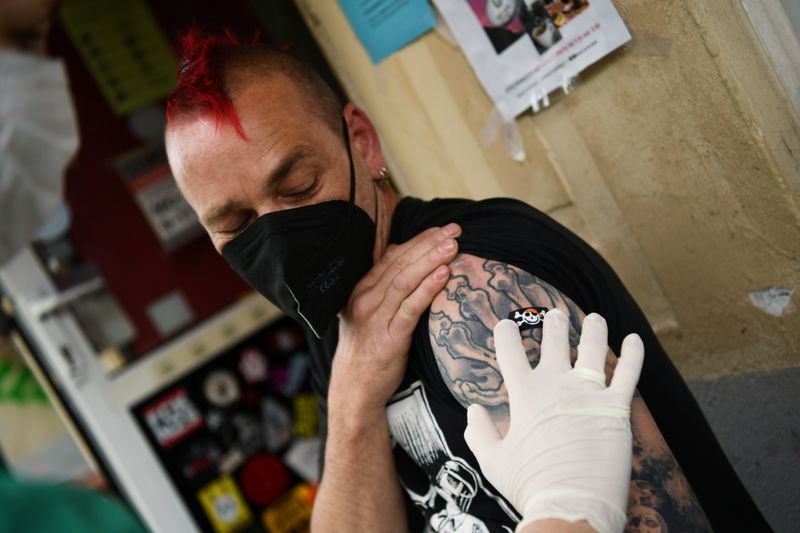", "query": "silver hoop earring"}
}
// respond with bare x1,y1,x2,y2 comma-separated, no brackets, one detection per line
378,166,391,185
